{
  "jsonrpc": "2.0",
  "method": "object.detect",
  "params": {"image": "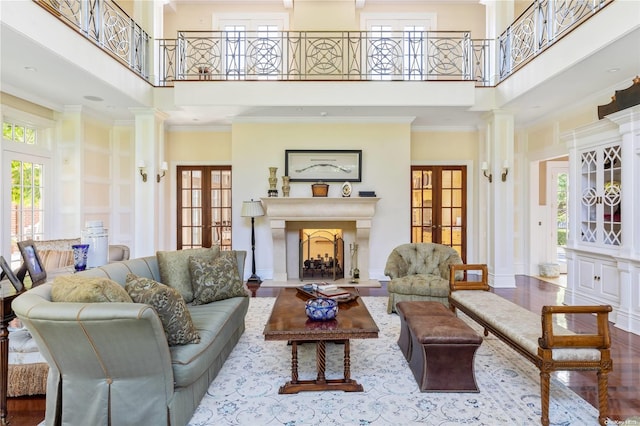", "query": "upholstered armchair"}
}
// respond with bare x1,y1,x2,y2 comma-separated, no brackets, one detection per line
384,243,463,313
